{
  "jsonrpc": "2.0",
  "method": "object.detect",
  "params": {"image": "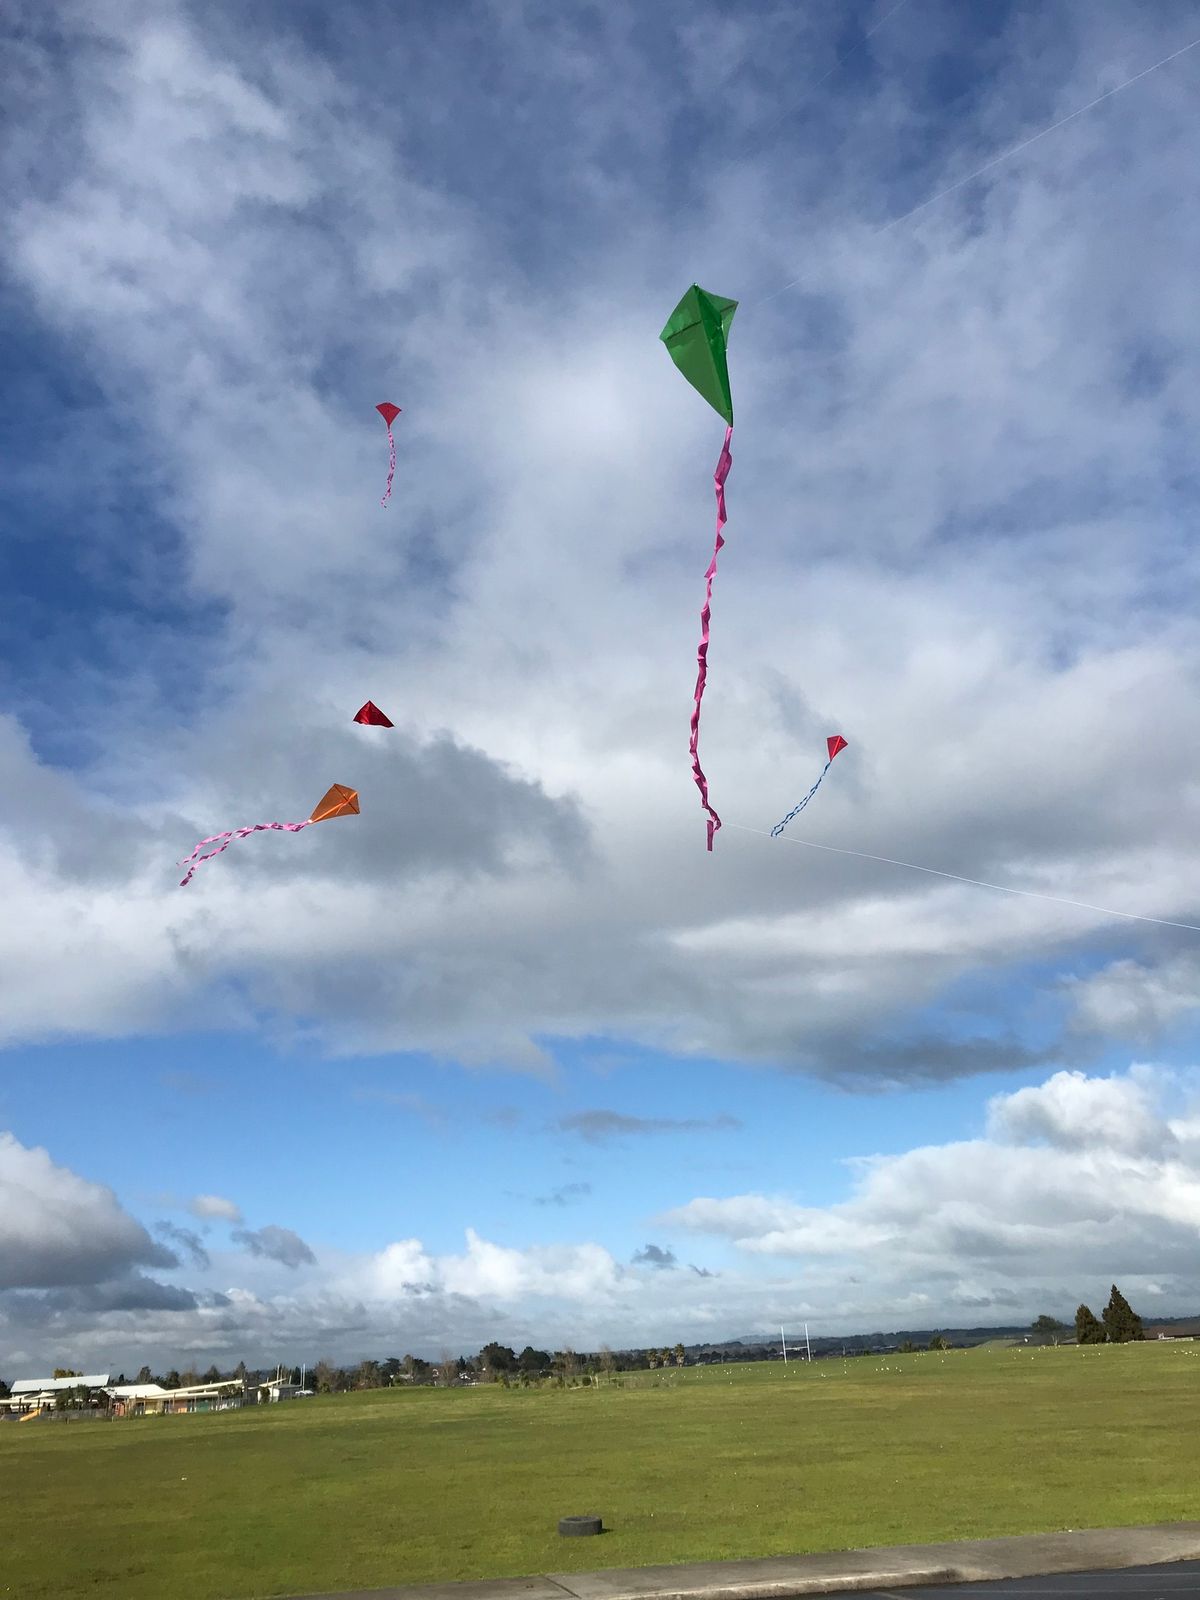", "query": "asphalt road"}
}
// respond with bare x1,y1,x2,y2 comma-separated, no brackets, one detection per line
852,1560,1200,1598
